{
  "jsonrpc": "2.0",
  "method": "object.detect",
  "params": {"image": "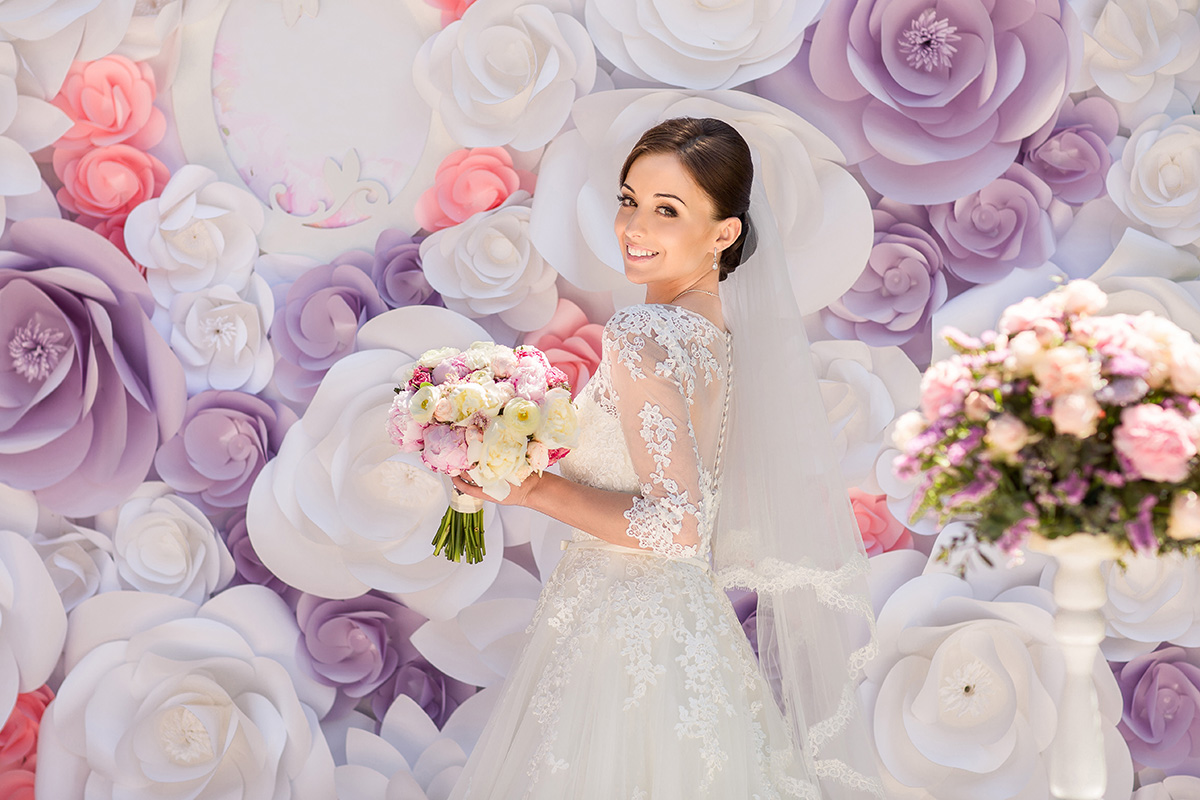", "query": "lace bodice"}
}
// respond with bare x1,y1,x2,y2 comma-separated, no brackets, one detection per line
558,303,733,561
